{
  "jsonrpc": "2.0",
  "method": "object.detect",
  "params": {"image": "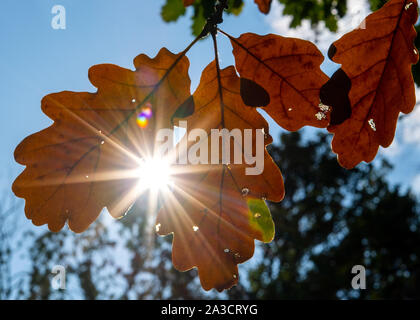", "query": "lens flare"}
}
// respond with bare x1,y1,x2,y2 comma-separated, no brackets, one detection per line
135,157,173,191
136,115,148,128
142,107,153,118
136,104,153,128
